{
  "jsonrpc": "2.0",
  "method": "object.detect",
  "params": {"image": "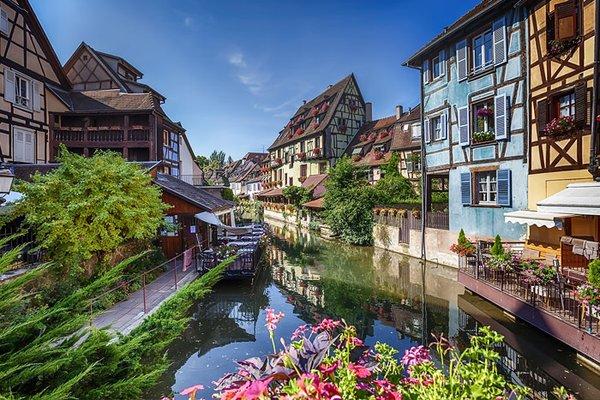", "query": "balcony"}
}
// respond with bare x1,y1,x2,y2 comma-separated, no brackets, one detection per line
53,126,151,144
